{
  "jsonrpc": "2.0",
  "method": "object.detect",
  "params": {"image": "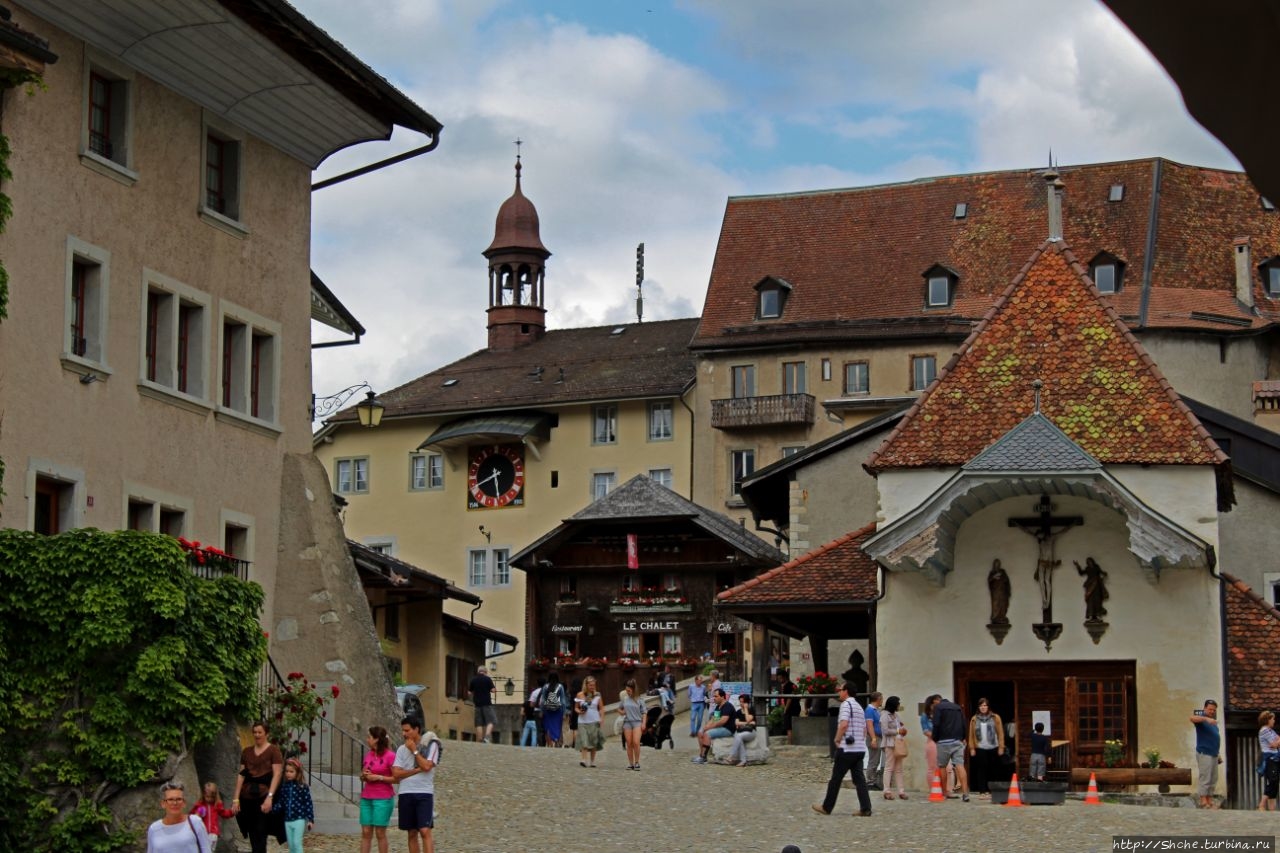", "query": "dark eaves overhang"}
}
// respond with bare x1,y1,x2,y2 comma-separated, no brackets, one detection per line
442,613,518,647
350,540,480,605
22,0,442,168
418,412,552,452
1184,396,1280,494
0,6,57,65
311,270,365,347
